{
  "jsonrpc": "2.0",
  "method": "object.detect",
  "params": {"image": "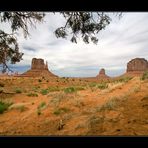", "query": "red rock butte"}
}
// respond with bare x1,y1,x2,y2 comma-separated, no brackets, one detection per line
21,58,58,77
124,57,148,76
96,68,110,79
